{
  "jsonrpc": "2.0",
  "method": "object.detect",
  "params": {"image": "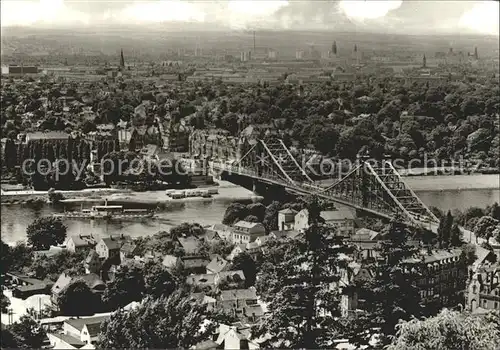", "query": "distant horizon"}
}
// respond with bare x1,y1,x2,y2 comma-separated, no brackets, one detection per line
2,22,499,40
